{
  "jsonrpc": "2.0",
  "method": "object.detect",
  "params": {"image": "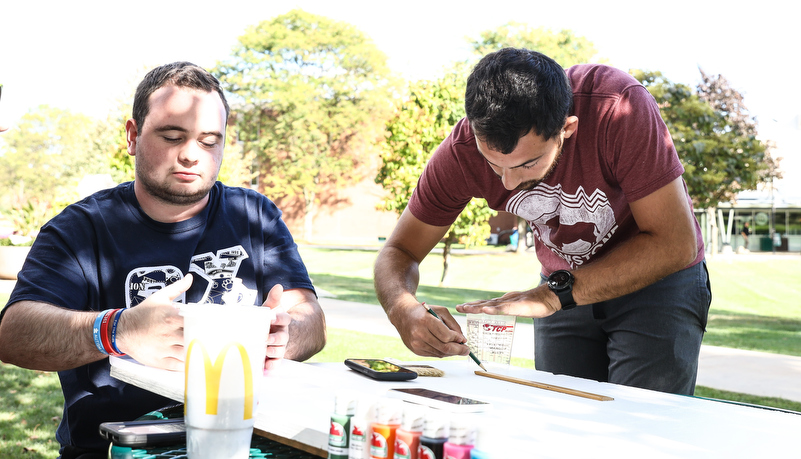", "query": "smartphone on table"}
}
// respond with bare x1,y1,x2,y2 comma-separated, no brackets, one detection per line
344,358,418,381
99,419,186,447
